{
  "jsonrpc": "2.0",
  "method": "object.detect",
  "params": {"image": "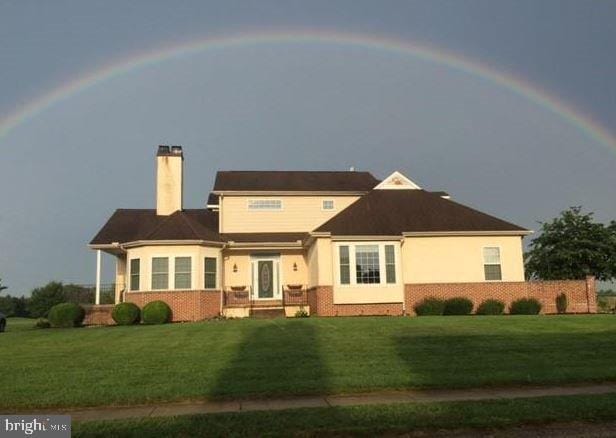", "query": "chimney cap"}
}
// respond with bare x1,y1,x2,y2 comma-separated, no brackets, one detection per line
157,144,183,157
